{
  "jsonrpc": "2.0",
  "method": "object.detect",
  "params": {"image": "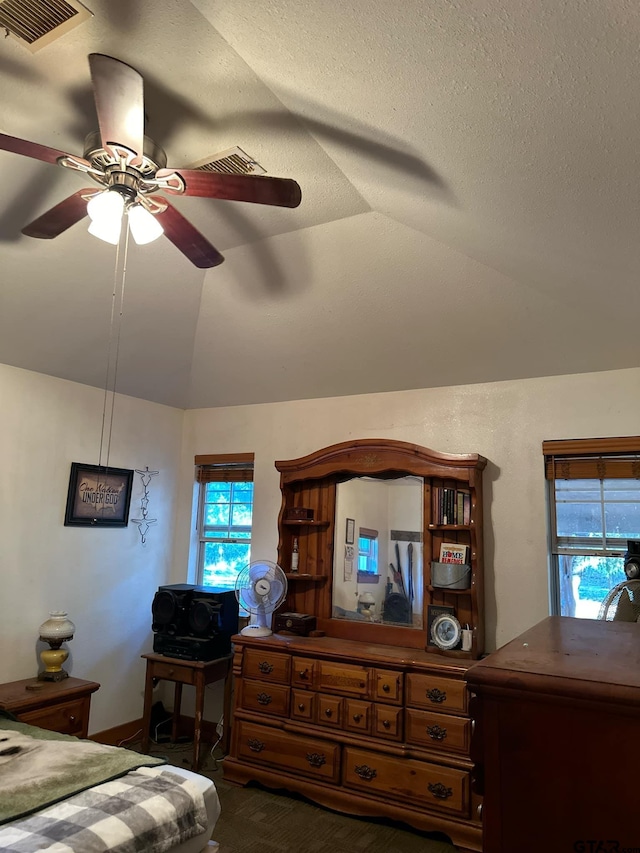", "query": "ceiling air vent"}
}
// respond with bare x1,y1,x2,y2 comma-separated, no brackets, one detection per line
0,0,92,53
189,147,266,176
